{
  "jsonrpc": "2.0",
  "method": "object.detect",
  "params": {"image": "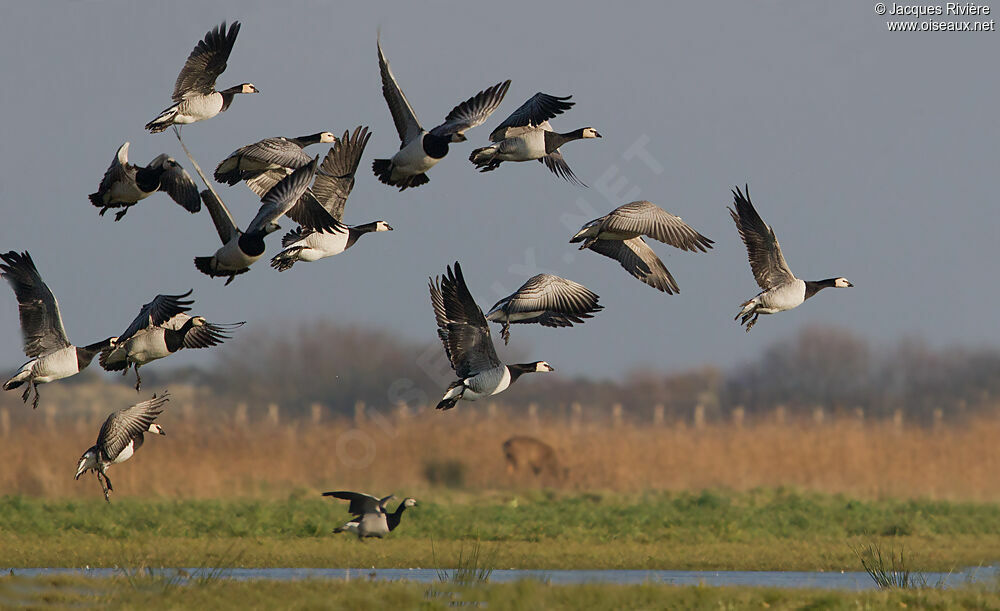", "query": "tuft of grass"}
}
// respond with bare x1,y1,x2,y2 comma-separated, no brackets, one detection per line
435,539,496,585
851,540,927,589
